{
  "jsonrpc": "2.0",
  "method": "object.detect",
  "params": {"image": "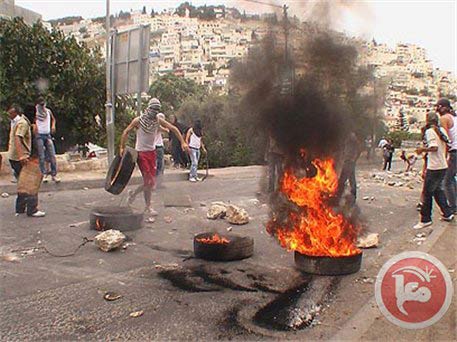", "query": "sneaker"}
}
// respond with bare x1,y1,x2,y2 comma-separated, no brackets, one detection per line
145,207,158,216
196,177,203,182
10,178,17,184
43,175,49,183
31,210,46,218
441,214,454,222
15,212,24,217
52,176,61,183
413,221,432,230
189,177,197,182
